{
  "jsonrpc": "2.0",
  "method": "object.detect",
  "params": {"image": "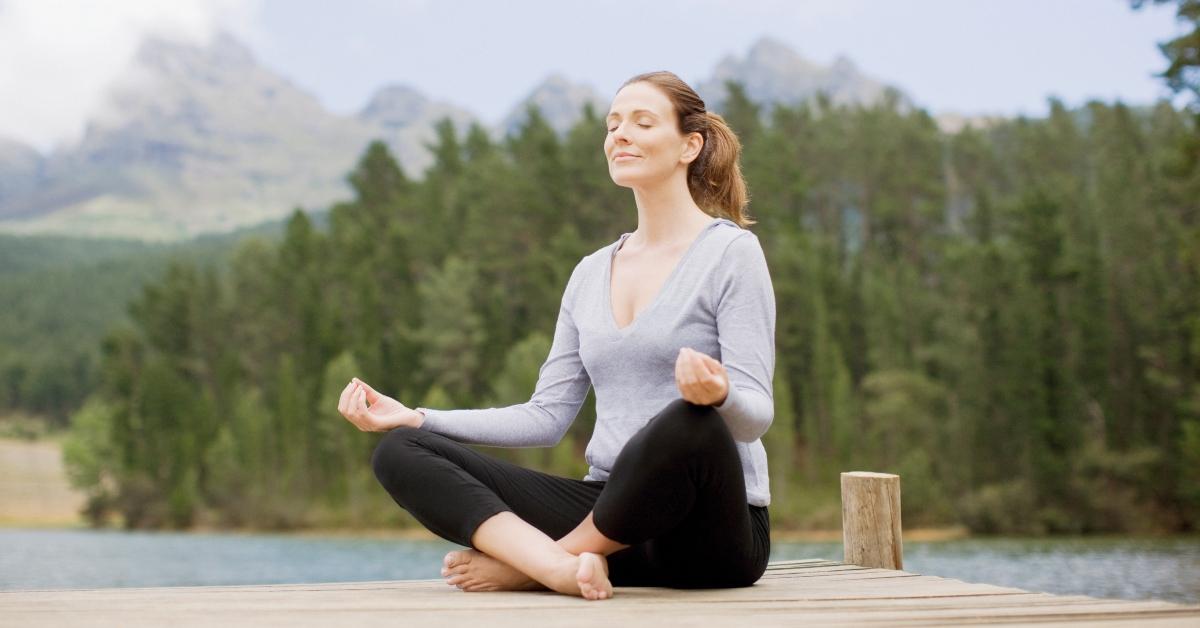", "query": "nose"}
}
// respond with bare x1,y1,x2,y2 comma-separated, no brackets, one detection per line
610,120,631,144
